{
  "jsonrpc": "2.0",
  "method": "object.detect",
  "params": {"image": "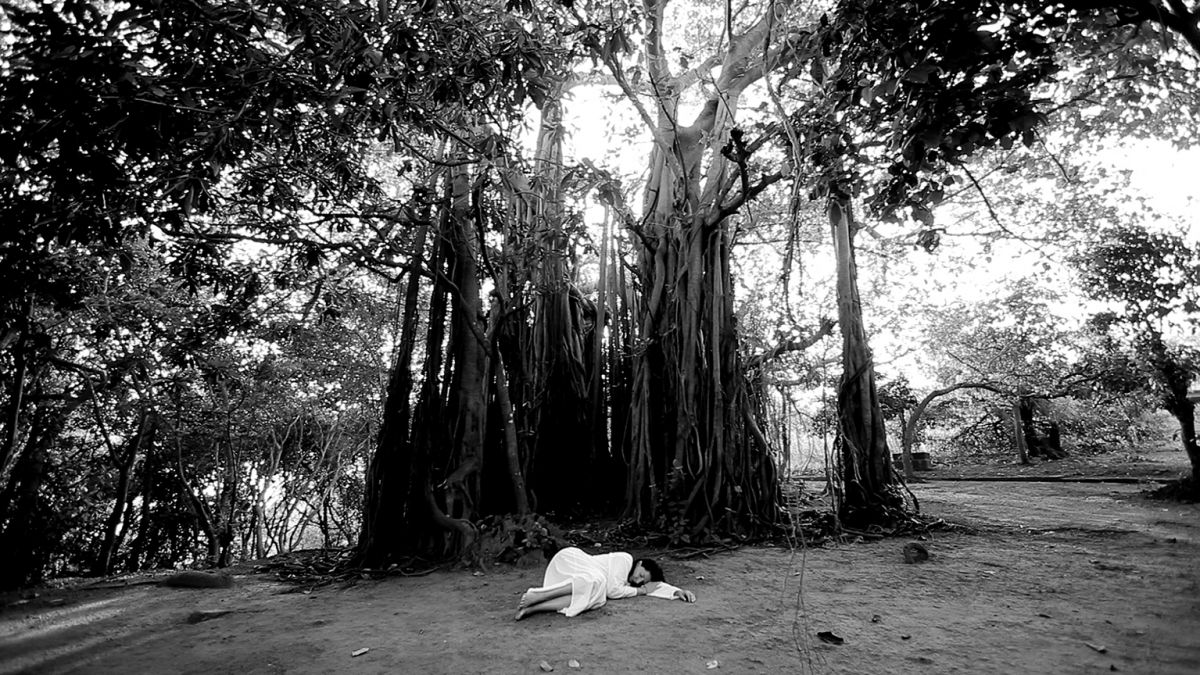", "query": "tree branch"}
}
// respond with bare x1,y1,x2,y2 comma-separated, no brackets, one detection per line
745,317,837,369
